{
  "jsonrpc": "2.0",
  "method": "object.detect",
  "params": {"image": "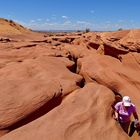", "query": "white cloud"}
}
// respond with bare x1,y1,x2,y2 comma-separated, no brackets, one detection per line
30,20,35,23
63,21,72,25
76,21,92,28
11,17,138,31
77,21,90,24
62,16,68,19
